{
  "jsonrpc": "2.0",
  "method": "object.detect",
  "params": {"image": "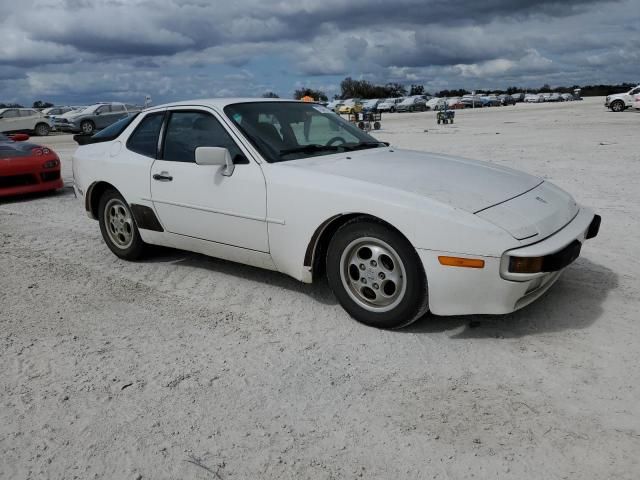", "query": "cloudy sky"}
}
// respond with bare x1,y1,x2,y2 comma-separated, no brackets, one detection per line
1,0,638,105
